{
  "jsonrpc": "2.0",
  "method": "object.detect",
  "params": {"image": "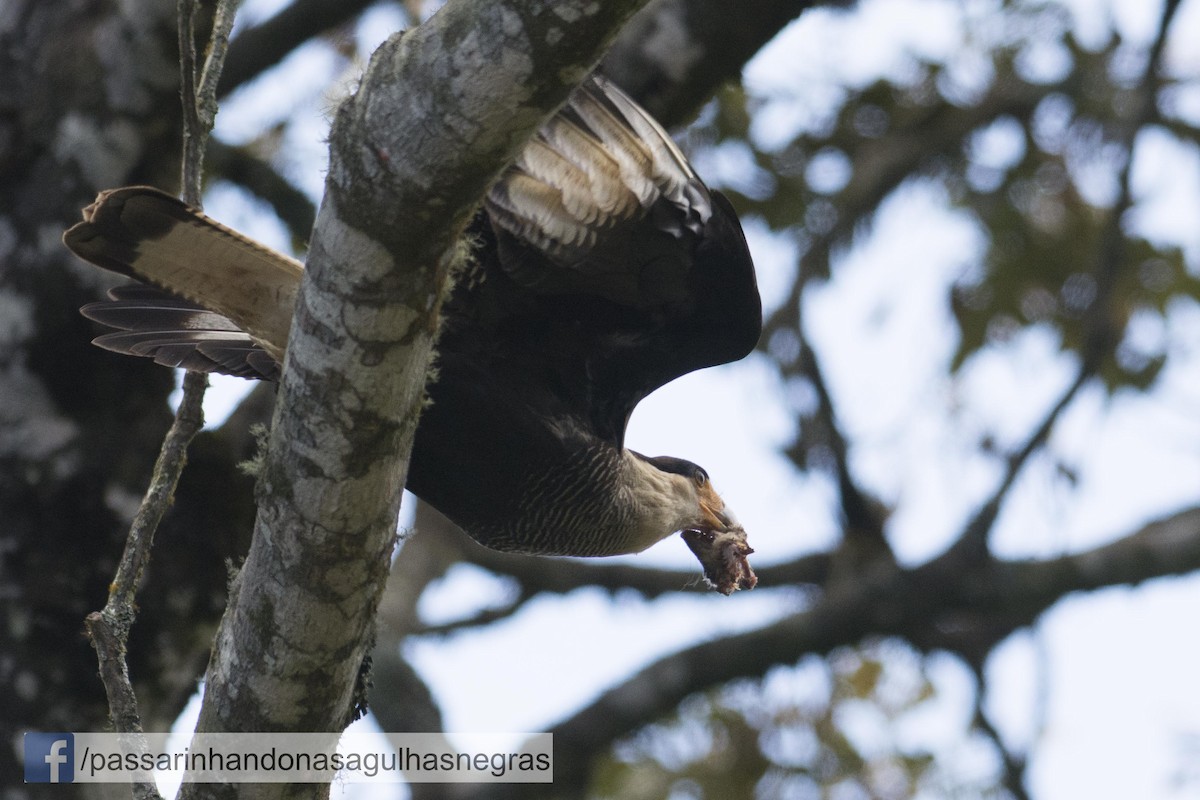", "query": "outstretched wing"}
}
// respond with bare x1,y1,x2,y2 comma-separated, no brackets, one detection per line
64,76,761,447
459,76,762,446
485,75,712,308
